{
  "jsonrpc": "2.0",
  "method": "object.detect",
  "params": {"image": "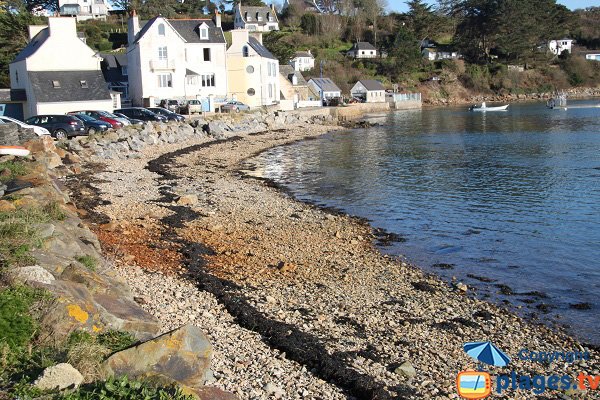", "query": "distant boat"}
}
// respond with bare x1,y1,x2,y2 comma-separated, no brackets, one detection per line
469,102,509,112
